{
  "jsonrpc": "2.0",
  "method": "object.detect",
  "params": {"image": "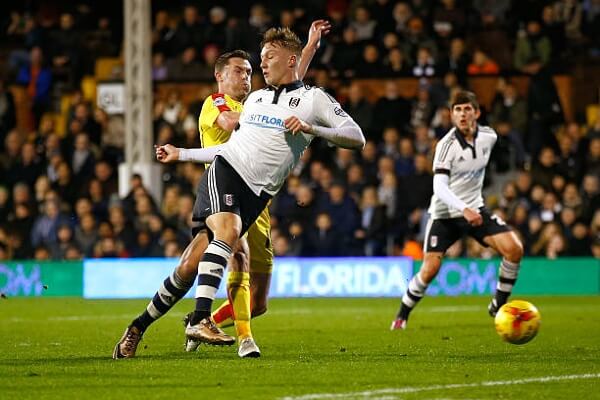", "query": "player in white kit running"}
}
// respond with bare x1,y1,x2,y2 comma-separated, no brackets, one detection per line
391,91,524,330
